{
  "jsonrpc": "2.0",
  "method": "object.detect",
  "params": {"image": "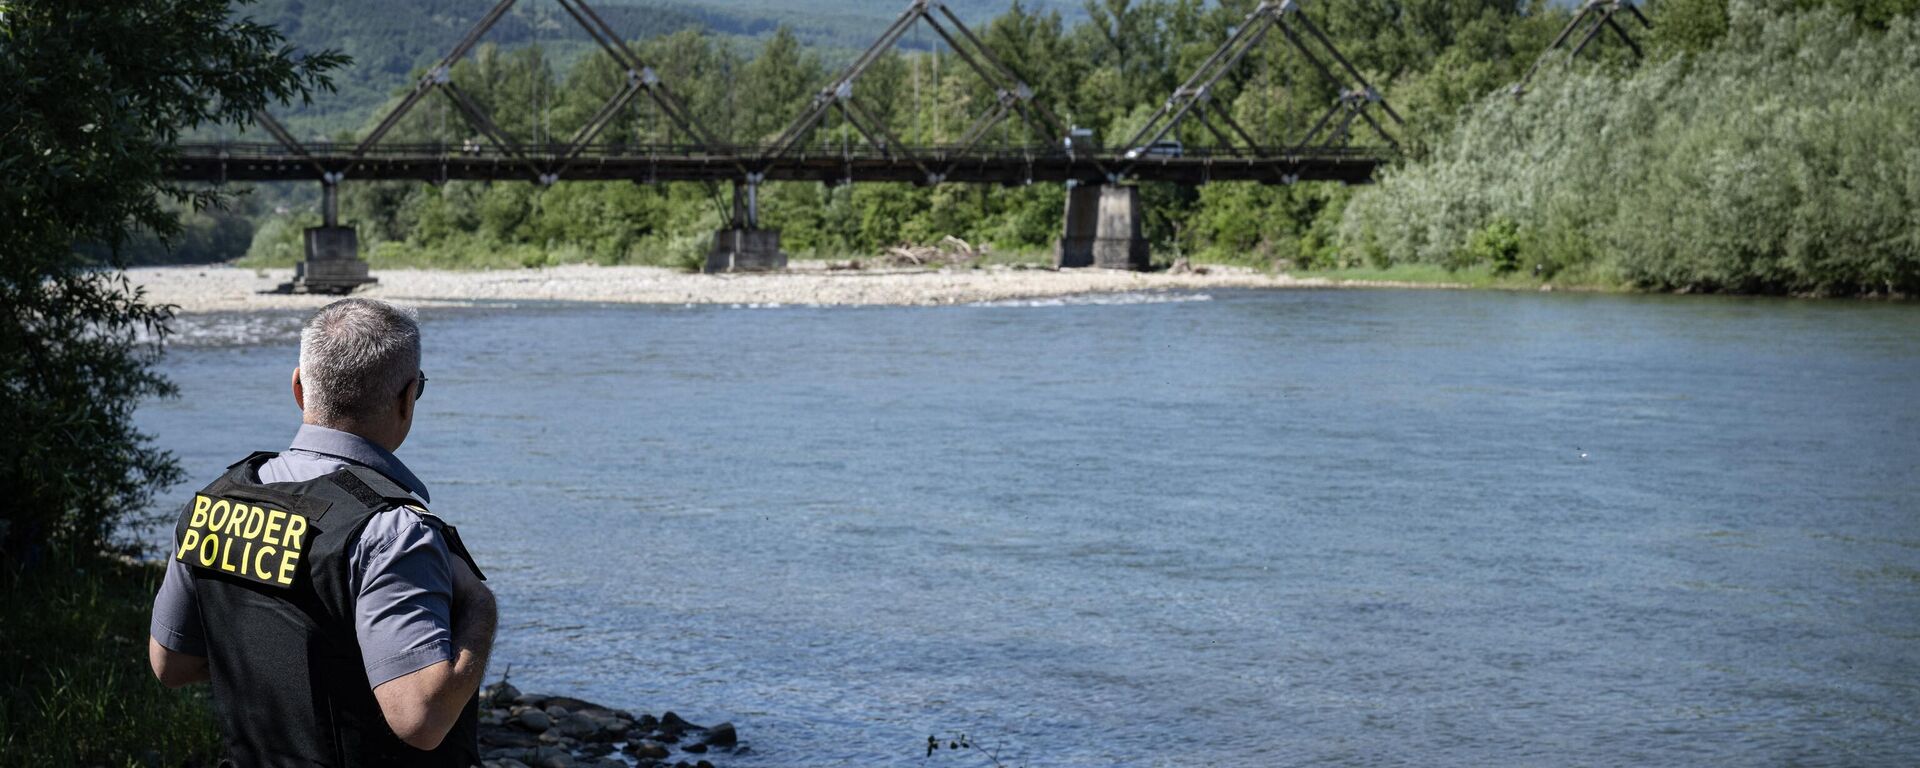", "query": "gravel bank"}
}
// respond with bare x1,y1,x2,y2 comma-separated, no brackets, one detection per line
128,263,1461,314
